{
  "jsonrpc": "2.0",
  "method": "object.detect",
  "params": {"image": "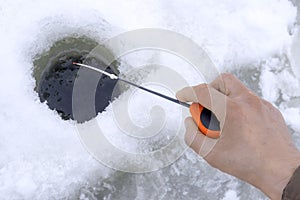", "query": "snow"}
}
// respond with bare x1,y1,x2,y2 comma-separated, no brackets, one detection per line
282,107,300,132
290,28,300,78
15,175,37,198
222,190,239,200
0,0,299,199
